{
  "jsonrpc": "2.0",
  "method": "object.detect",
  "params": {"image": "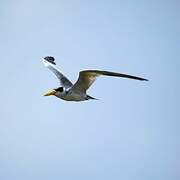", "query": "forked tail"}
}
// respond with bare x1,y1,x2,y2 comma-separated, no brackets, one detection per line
86,95,99,100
